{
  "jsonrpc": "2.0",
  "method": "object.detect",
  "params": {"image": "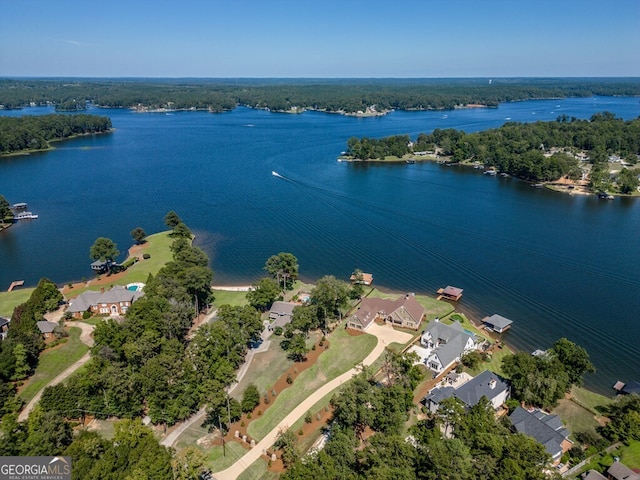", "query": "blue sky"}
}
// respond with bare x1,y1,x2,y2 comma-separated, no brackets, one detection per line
1,0,639,78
